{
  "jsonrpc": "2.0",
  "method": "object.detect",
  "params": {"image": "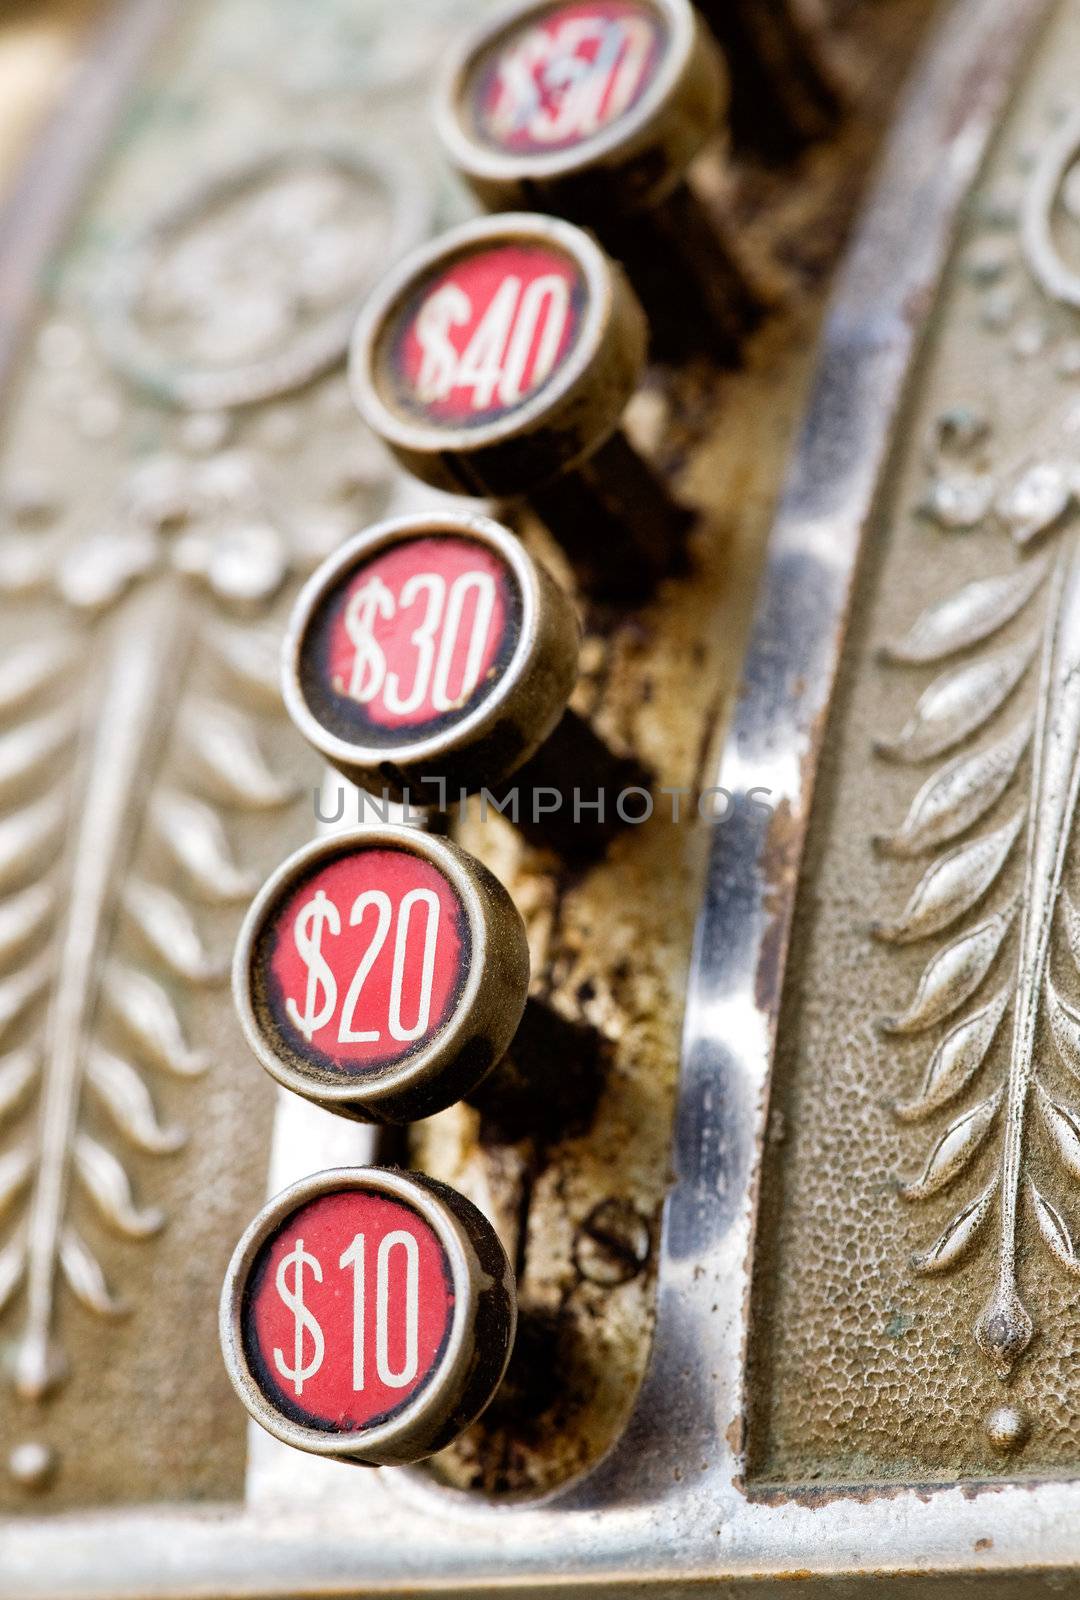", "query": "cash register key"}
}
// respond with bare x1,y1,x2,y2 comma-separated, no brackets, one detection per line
434,0,761,358
349,211,689,599
281,510,648,856
220,1166,516,1467
232,827,530,1124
